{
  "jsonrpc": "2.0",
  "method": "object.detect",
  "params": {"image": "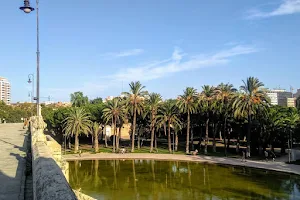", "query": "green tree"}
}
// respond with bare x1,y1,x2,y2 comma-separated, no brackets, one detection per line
102,98,127,152
146,93,162,153
90,97,103,105
177,87,197,154
70,91,89,107
63,107,91,153
232,77,269,157
198,85,215,154
157,100,181,153
122,81,148,152
91,121,101,152
214,83,237,155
